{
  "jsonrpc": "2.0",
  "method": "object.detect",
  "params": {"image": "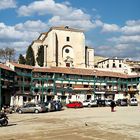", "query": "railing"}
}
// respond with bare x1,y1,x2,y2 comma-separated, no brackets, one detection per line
16,72,32,77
